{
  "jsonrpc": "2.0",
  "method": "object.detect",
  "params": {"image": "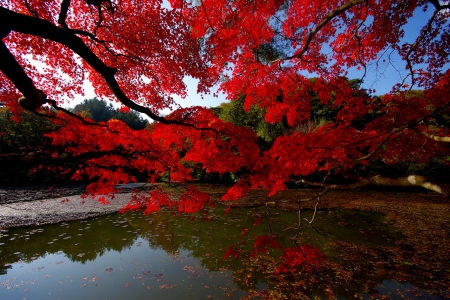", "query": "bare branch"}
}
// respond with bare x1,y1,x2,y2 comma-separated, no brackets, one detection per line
417,130,450,142
428,0,450,11
303,171,330,224
352,6,369,80
24,0,39,18
273,0,367,63
300,174,450,196
401,9,439,88
58,0,71,29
